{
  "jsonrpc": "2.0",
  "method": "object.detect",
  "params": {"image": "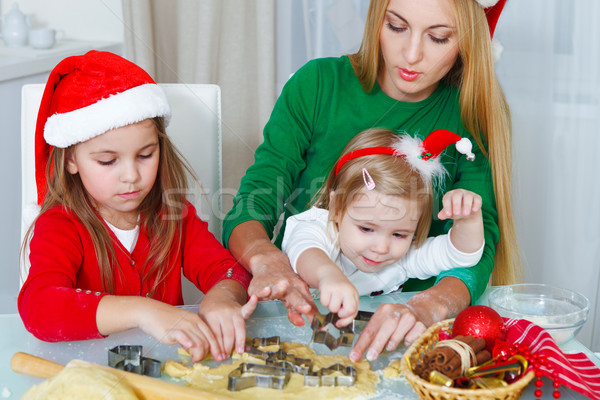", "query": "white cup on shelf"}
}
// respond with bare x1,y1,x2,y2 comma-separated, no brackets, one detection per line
28,28,64,50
